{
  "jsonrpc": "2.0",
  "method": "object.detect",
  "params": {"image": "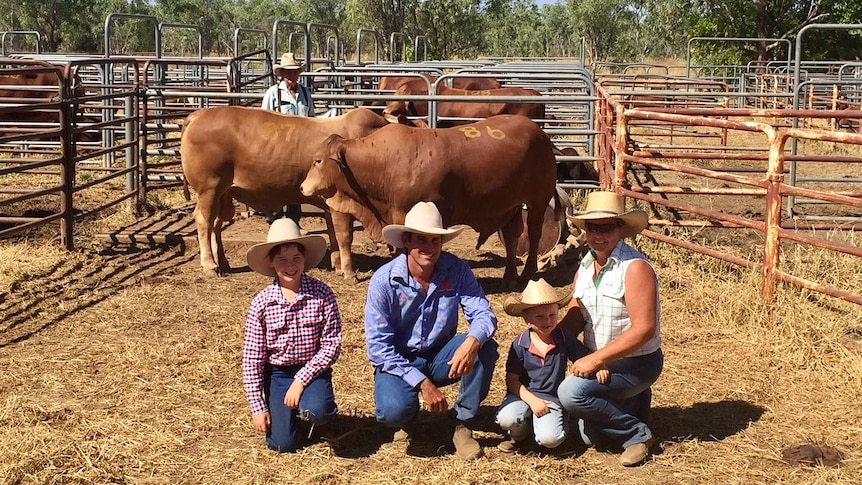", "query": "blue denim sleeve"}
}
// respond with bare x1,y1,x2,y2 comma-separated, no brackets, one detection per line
364,269,427,389
454,258,497,344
